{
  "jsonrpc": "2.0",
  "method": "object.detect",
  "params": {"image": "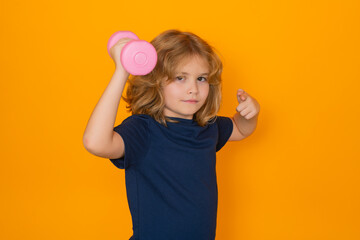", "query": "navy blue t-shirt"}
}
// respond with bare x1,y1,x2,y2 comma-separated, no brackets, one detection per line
109,114,233,240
